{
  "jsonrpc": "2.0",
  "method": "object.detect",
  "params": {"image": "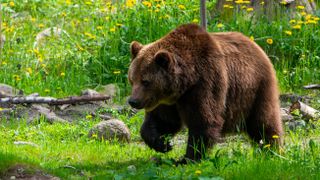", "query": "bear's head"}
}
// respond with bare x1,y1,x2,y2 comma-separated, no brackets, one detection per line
127,40,183,112
127,24,218,111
